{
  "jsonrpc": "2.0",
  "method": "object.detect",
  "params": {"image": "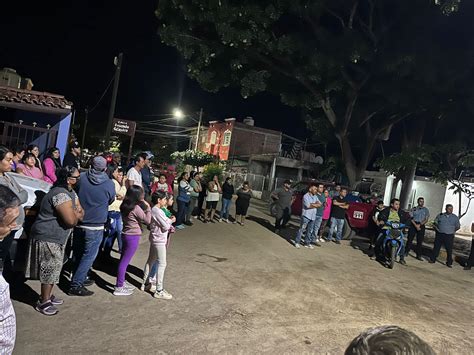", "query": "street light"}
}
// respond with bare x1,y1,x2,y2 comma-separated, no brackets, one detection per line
172,108,203,151
173,108,184,119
